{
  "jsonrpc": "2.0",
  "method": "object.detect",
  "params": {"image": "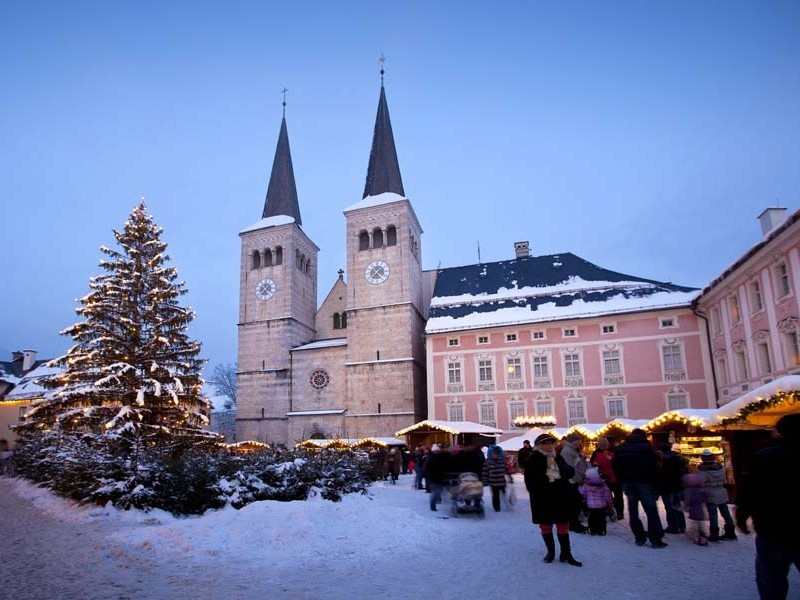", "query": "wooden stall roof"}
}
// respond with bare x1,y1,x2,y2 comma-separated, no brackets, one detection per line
395,420,503,437
713,375,800,429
